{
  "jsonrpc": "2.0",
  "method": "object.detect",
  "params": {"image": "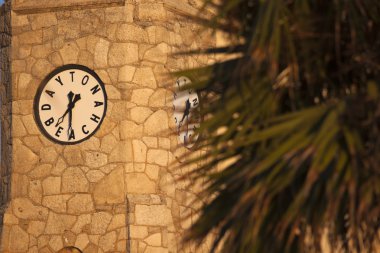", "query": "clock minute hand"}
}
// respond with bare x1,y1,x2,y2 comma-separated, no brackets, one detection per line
55,93,81,127
55,108,71,127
